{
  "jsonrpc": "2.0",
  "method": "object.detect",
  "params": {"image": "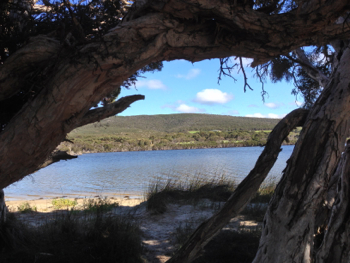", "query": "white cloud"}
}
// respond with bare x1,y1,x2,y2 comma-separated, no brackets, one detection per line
194,89,233,105
246,113,265,118
288,101,304,107
245,113,285,119
267,113,285,119
175,104,205,113
295,101,304,107
176,69,201,80
264,102,284,109
136,79,166,90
